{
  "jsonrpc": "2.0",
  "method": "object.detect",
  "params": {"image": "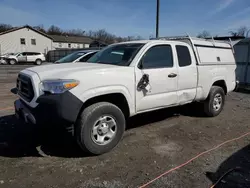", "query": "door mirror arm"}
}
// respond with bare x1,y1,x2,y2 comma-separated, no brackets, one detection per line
138,62,143,69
